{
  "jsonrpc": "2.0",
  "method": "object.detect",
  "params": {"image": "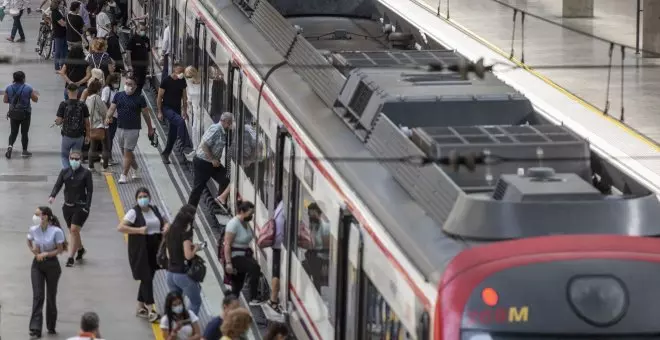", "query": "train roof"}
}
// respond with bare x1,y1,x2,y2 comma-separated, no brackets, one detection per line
203,0,660,283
